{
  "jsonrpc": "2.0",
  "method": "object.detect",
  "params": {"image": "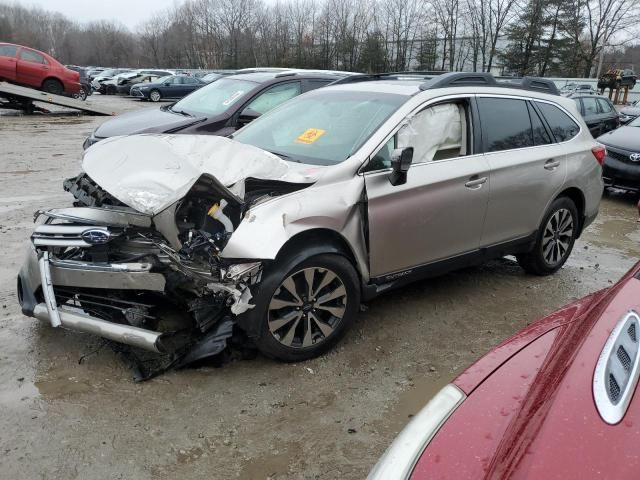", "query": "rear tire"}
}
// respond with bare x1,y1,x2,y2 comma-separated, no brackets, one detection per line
517,197,578,276
149,89,161,102
252,253,360,362
42,79,63,95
